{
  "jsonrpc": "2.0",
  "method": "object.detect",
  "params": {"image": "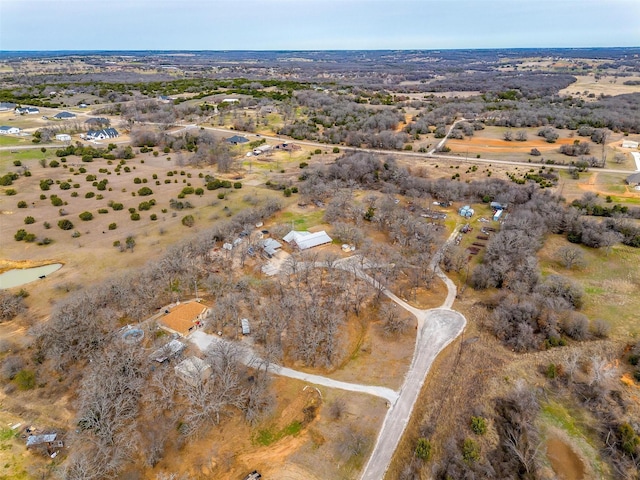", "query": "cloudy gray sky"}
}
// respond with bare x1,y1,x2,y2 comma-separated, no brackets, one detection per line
1,0,639,50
